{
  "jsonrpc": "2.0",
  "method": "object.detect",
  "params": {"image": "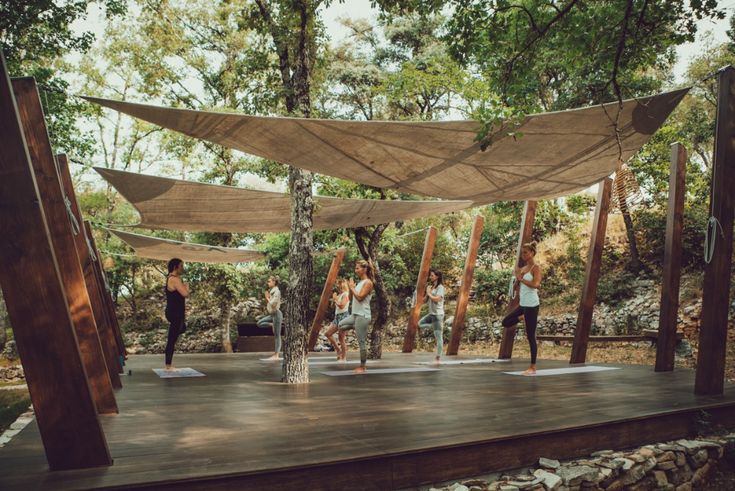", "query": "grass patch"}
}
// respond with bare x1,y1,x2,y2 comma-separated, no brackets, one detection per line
0,388,31,433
